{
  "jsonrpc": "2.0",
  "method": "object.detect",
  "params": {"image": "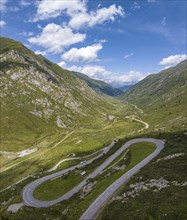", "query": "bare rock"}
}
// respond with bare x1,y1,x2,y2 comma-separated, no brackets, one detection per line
7,203,24,213
56,116,66,128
